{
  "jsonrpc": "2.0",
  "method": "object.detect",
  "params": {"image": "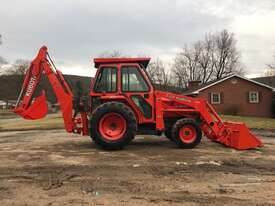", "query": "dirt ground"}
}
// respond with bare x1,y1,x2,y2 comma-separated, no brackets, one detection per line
0,129,275,206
